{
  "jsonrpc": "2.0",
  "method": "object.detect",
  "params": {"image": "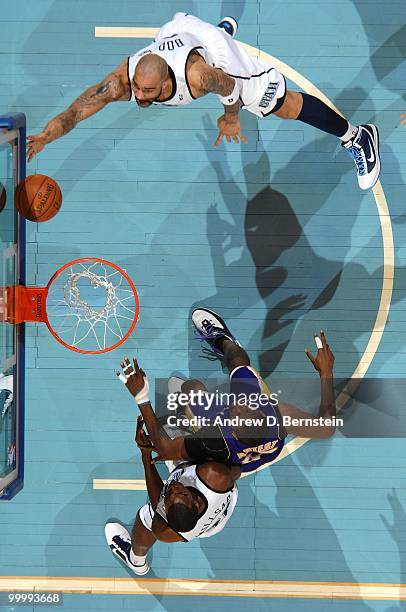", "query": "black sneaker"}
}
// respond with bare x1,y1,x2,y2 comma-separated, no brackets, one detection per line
217,16,238,38
192,307,241,357
105,522,150,576
342,124,380,190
